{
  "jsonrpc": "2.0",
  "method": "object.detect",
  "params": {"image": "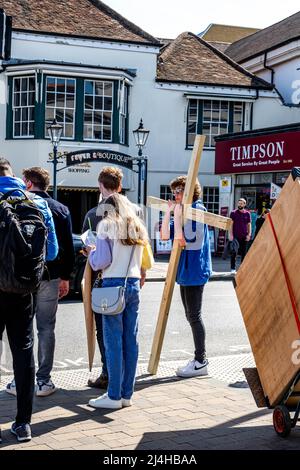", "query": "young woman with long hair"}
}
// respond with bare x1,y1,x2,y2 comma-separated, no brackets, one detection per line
87,193,149,409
